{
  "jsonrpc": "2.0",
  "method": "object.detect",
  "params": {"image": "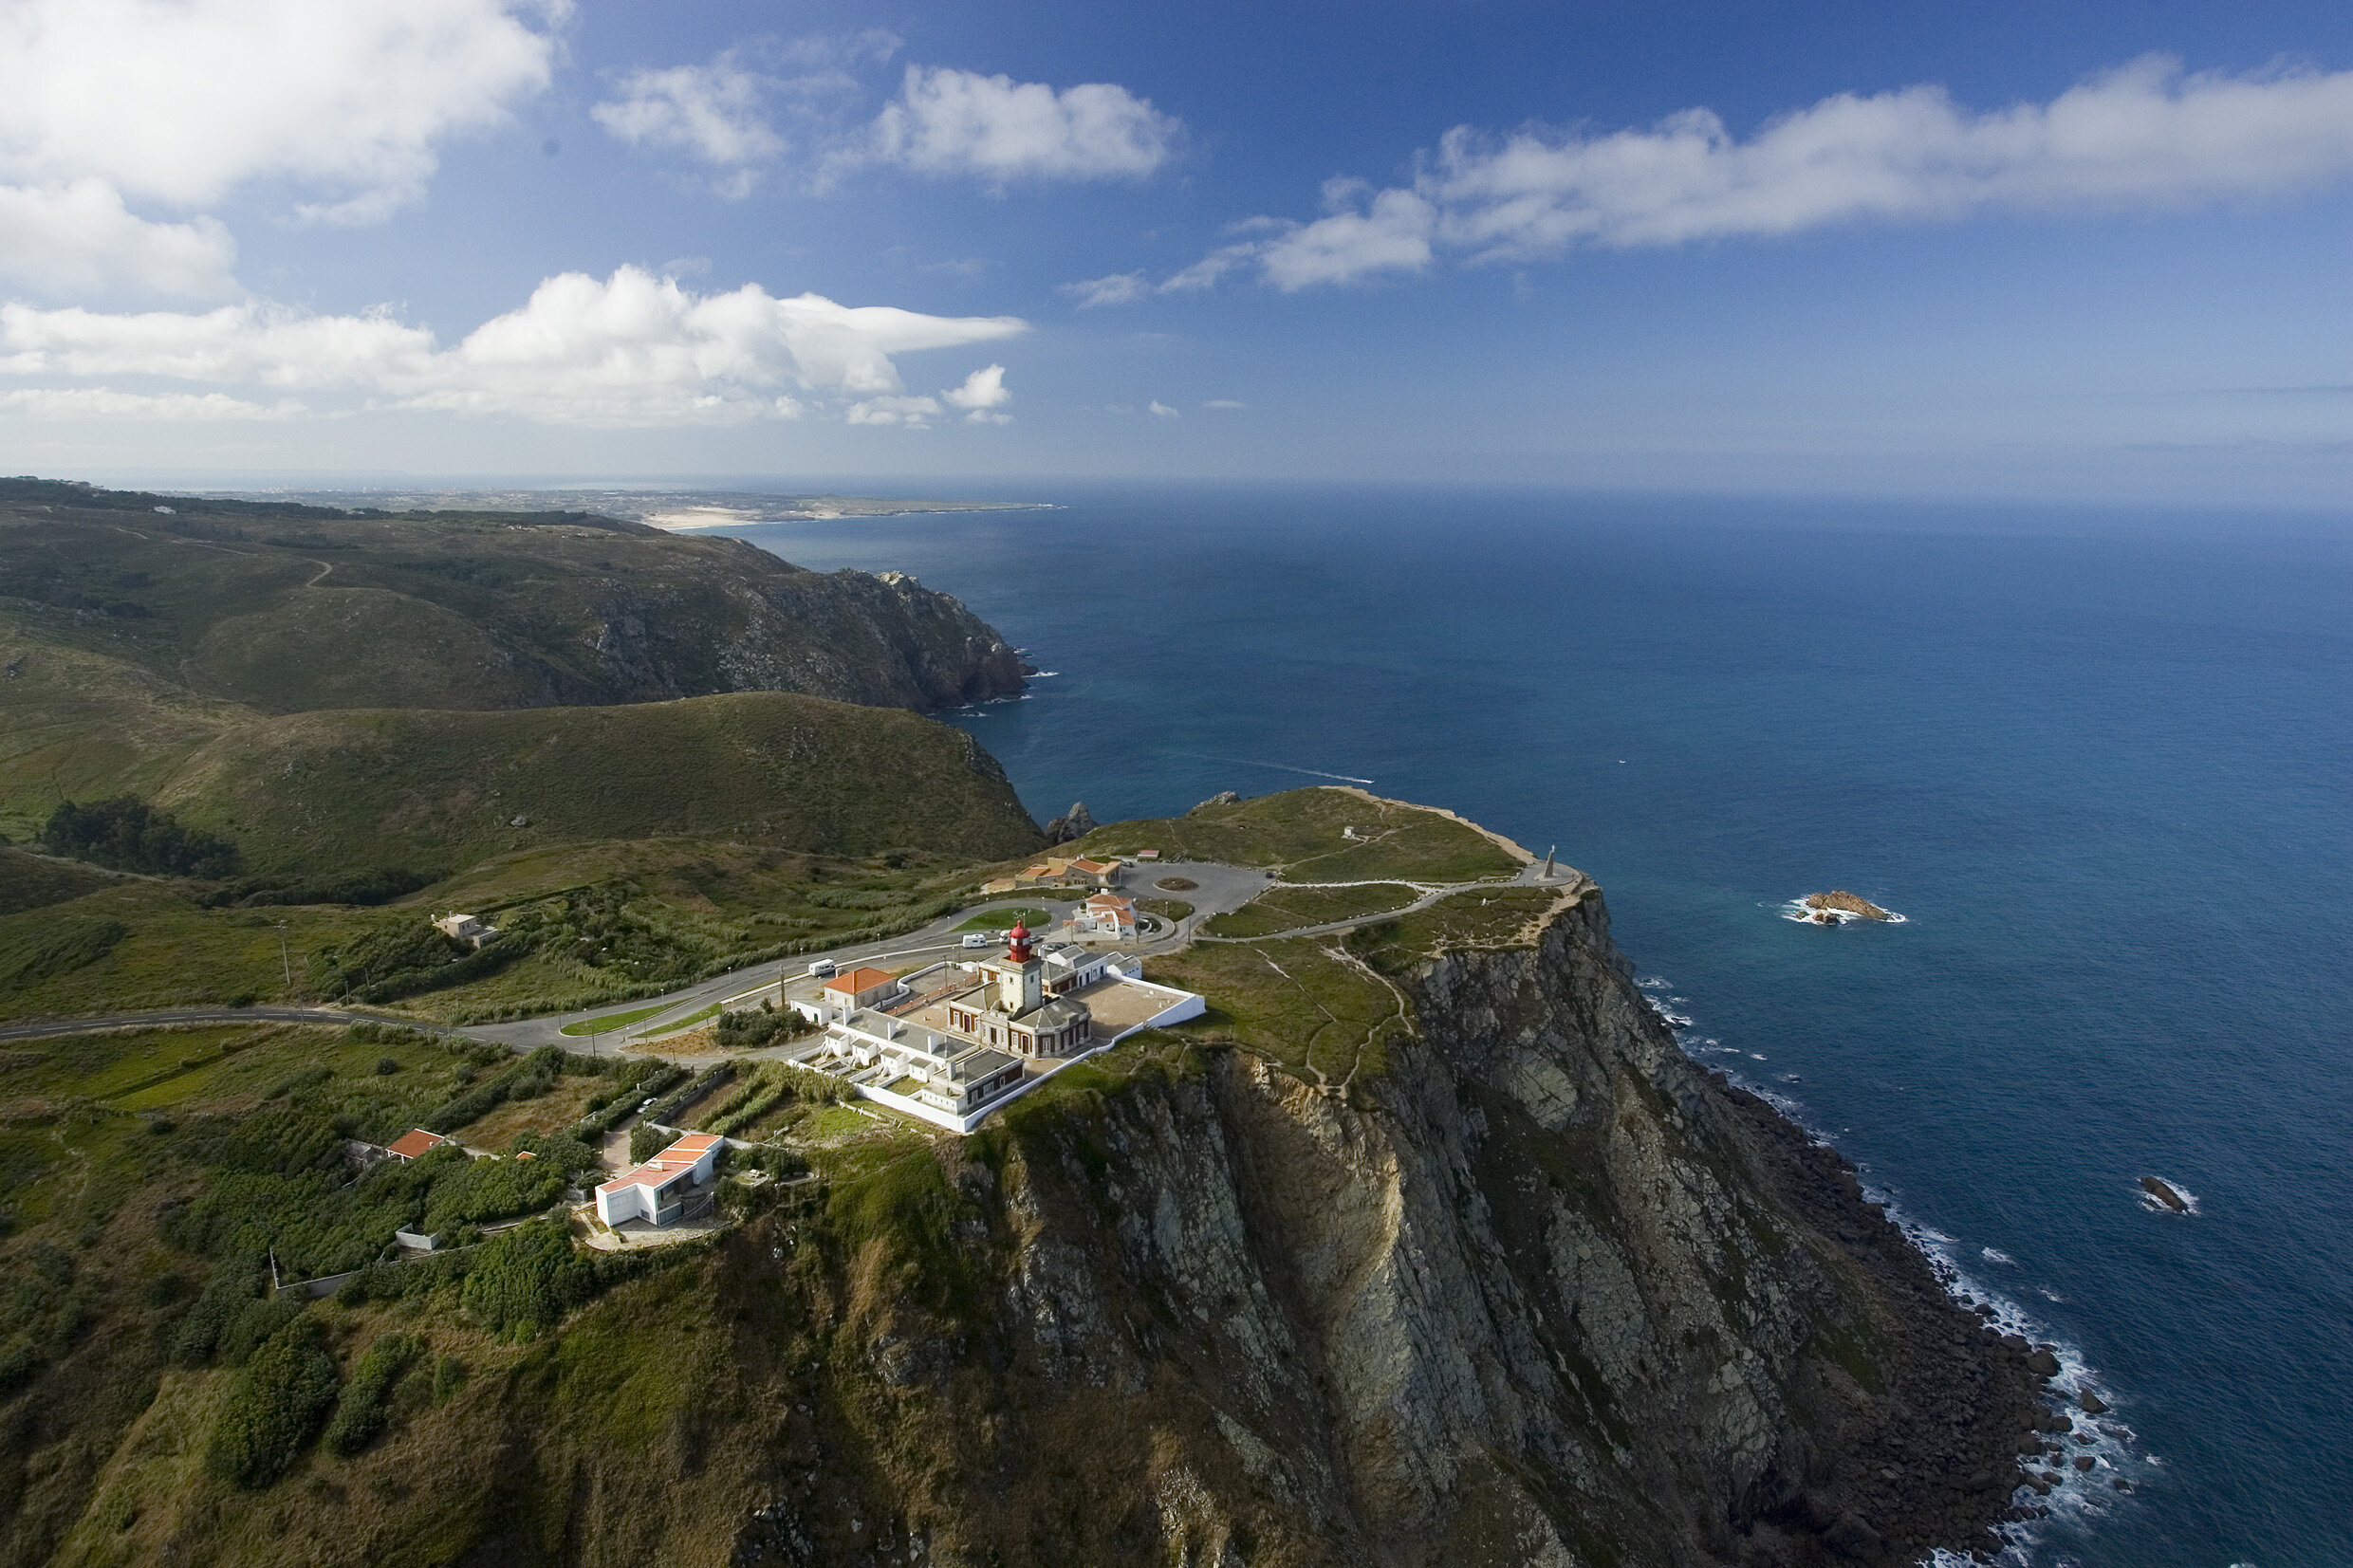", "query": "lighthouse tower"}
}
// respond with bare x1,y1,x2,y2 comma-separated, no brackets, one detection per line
996,919,1044,1014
